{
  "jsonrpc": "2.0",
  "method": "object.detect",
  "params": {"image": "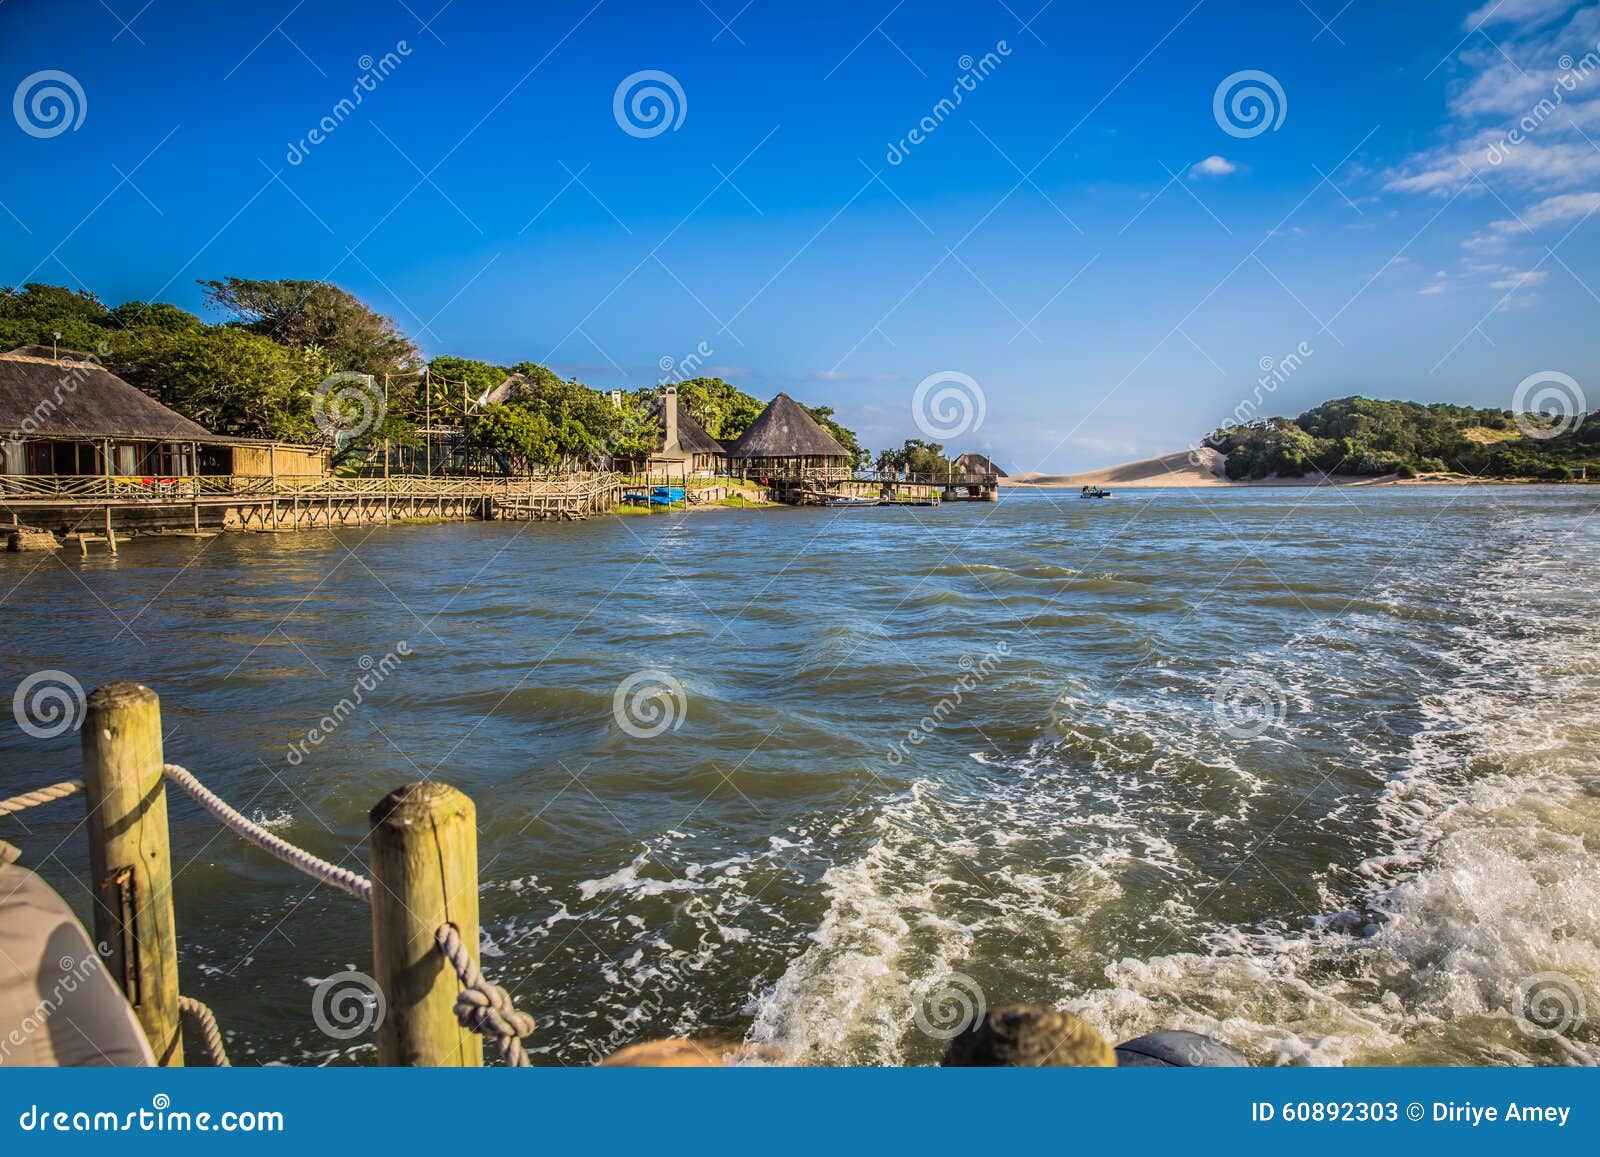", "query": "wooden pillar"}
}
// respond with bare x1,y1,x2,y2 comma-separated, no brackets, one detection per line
368,782,483,1067
82,682,183,1066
